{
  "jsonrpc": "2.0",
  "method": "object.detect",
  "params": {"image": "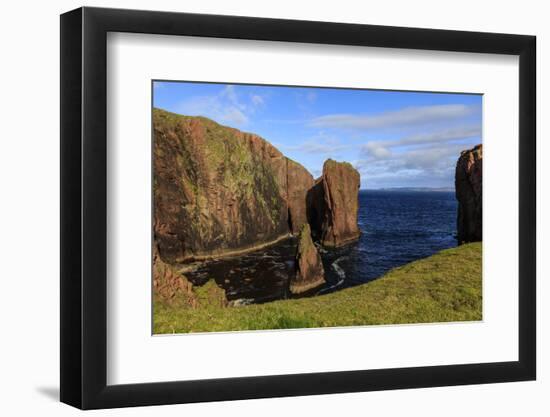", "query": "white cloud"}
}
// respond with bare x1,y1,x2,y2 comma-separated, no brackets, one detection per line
178,95,248,125
310,104,478,130
285,141,350,154
385,125,481,147
220,85,241,108
354,139,482,188
251,94,265,106
279,131,350,155
356,143,470,181
176,85,261,126
361,125,481,160
363,143,392,159
223,108,248,125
